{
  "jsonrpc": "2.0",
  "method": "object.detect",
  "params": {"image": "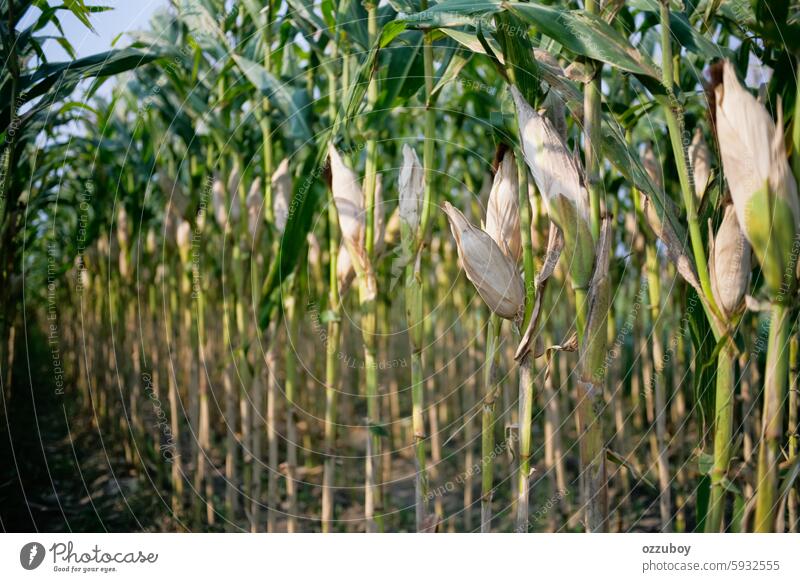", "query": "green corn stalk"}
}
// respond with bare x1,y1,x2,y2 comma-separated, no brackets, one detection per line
577,1,608,530
645,245,672,532
322,40,343,535
516,154,536,532
360,0,383,534
657,0,720,322
481,315,502,532
707,345,735,532
285,287,300,533
755,303,792,531
405,246,428,530
789,333,799,531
